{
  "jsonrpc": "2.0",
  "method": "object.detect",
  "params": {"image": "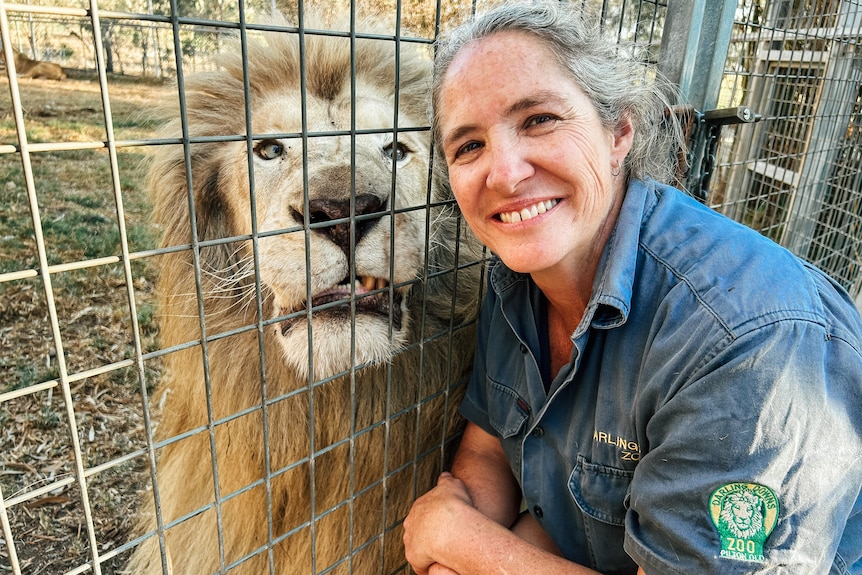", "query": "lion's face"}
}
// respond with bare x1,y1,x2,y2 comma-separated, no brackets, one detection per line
214,79,432,380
